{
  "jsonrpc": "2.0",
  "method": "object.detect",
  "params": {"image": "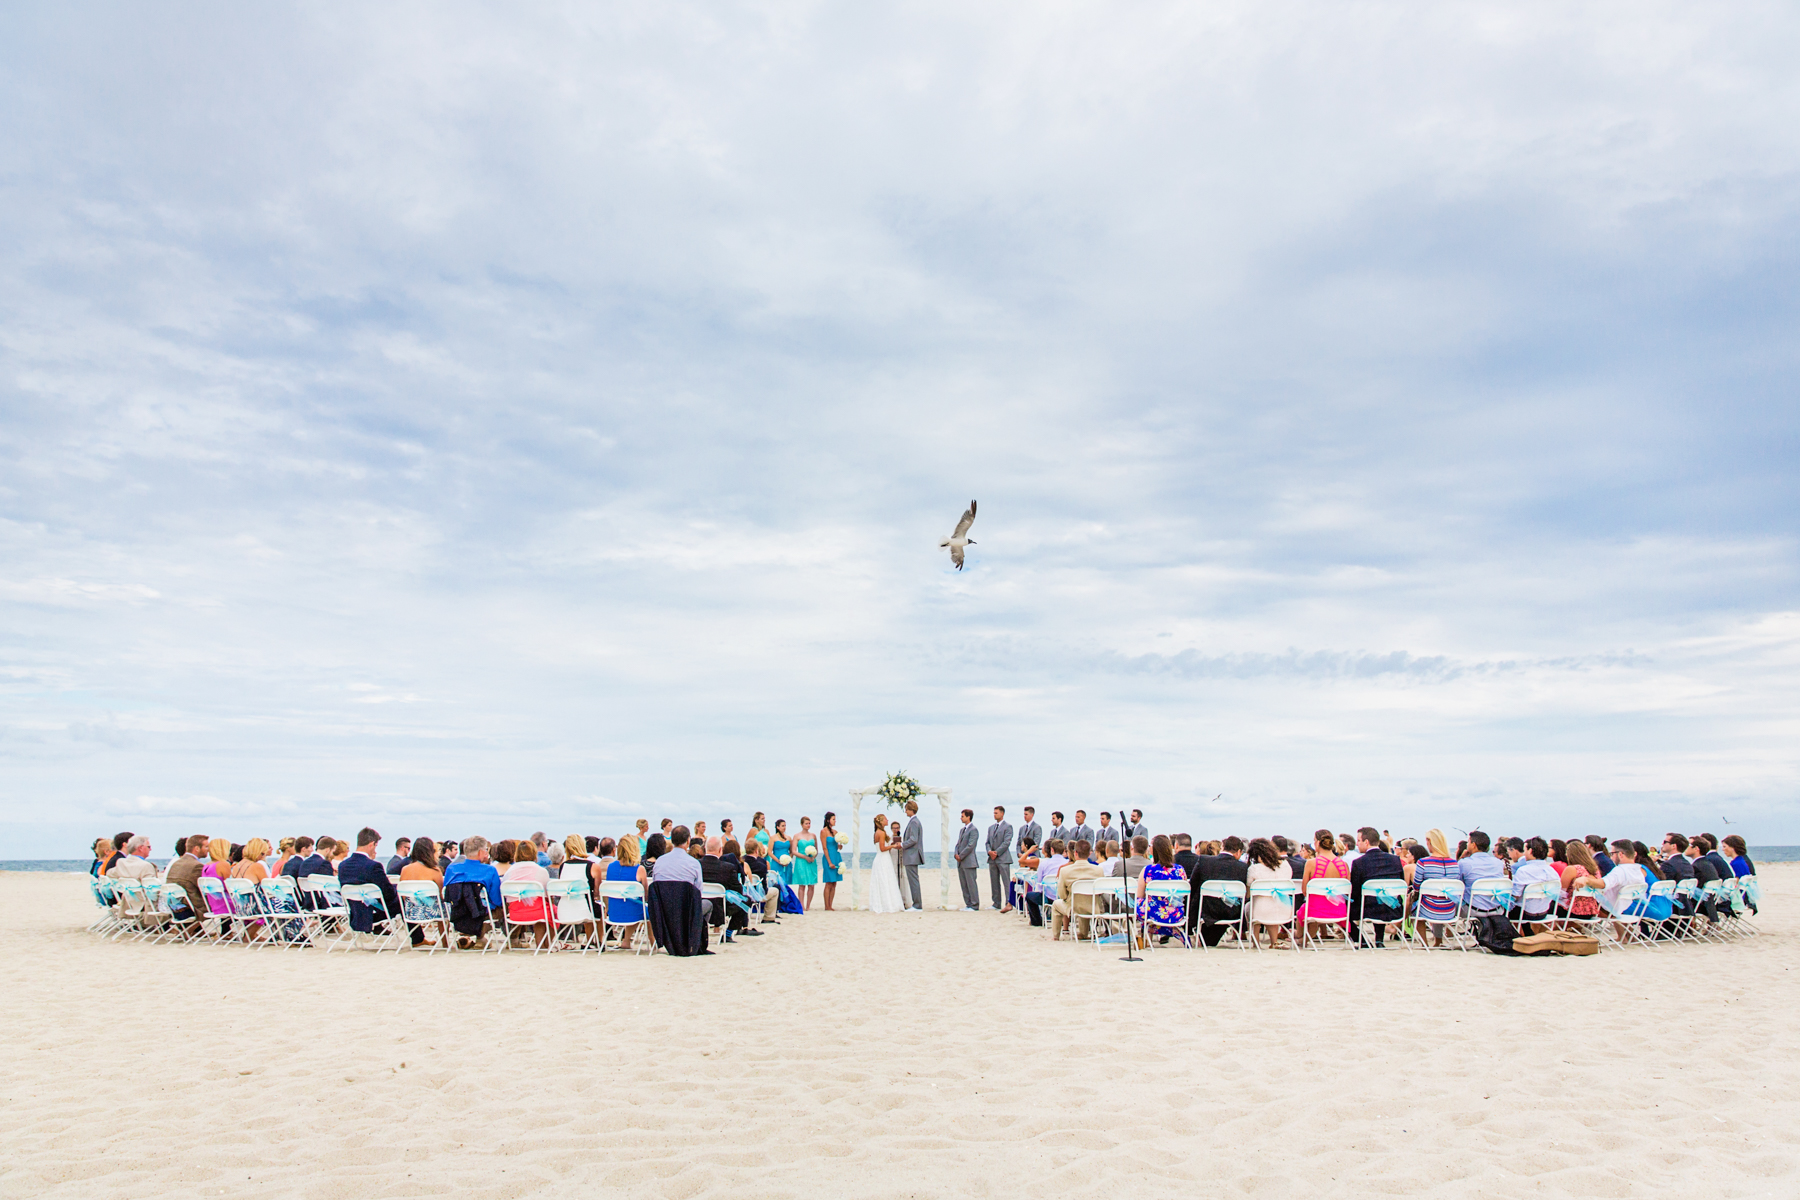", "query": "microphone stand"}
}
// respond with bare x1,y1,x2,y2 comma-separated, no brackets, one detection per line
1117,812,1141,963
